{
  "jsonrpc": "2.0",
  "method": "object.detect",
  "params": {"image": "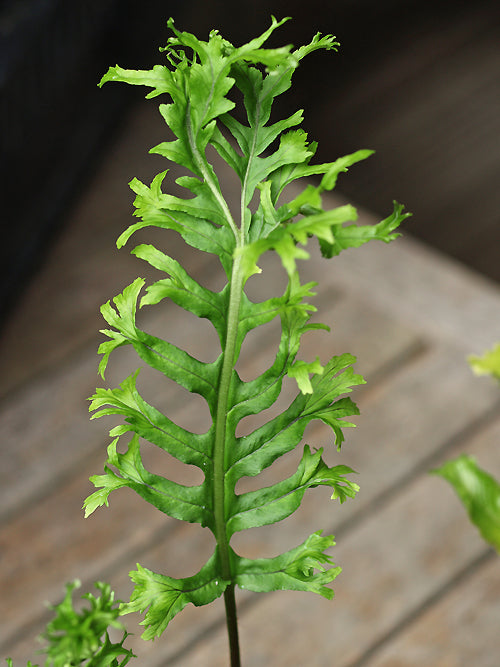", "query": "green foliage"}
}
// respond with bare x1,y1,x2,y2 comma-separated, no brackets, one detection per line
84,16,409,645
6,581,134,667
432,342,500,553
468,342,500,382
432,455,500,553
